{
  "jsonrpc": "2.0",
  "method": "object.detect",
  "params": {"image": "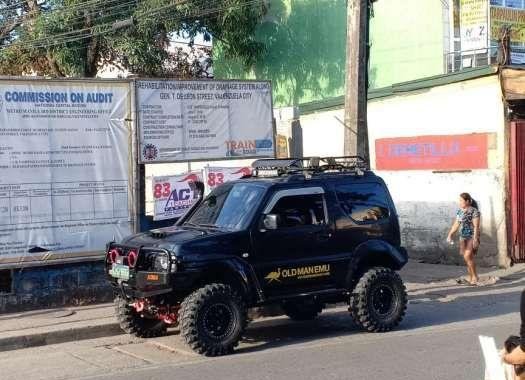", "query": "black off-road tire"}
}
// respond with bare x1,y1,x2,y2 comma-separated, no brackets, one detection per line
179,283,248,356
282,300,323,321
349,267,407,332
114,295,167,338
